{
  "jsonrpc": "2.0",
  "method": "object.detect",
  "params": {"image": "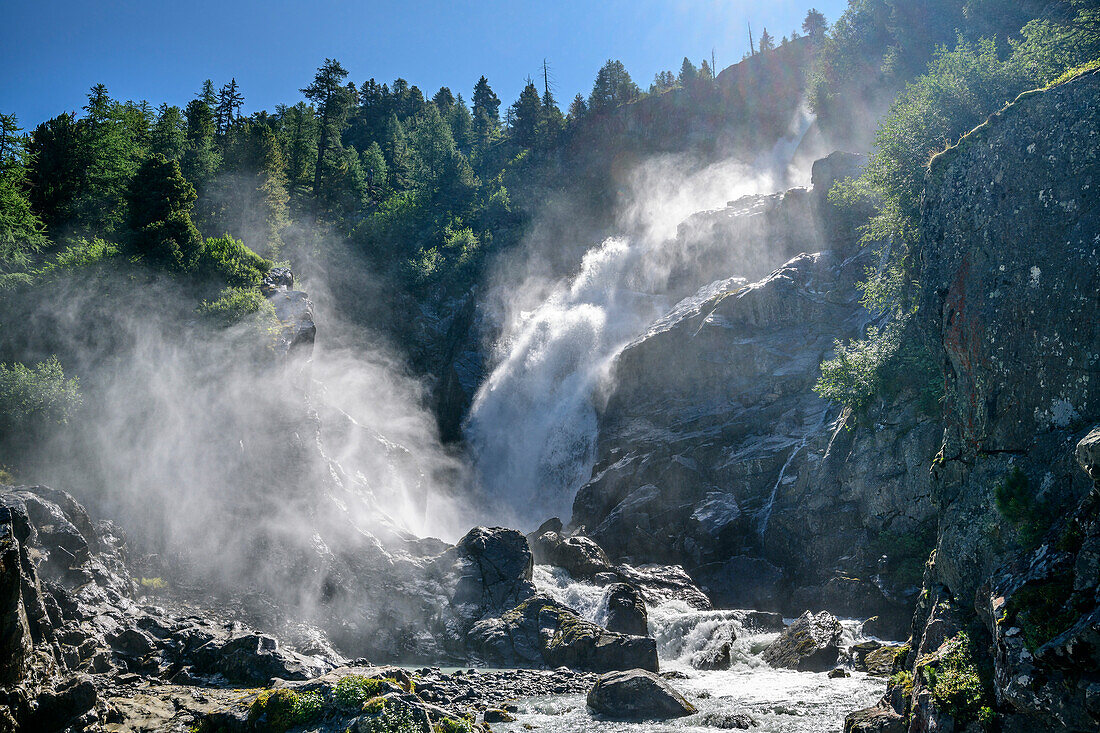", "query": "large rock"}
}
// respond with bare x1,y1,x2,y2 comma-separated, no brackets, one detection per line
528,530,612,579
762,610,843,672
469,595,657,673
603,583,648,637
843,703,906,733
586,669,696,720
1078,427,1100,483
